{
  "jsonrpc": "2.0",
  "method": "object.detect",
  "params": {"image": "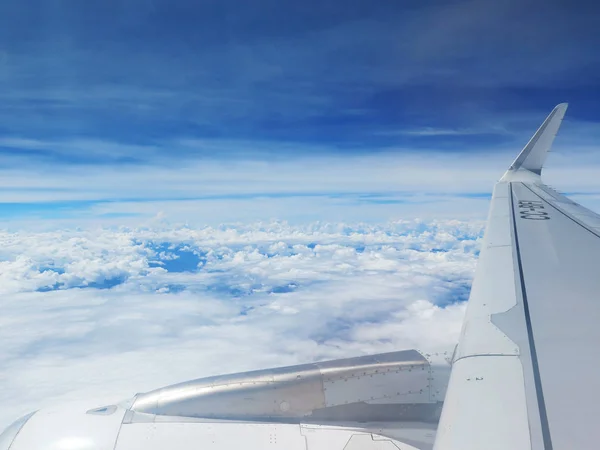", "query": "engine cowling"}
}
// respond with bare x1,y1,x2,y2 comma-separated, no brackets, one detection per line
131,349,449,423
1,350,449,450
